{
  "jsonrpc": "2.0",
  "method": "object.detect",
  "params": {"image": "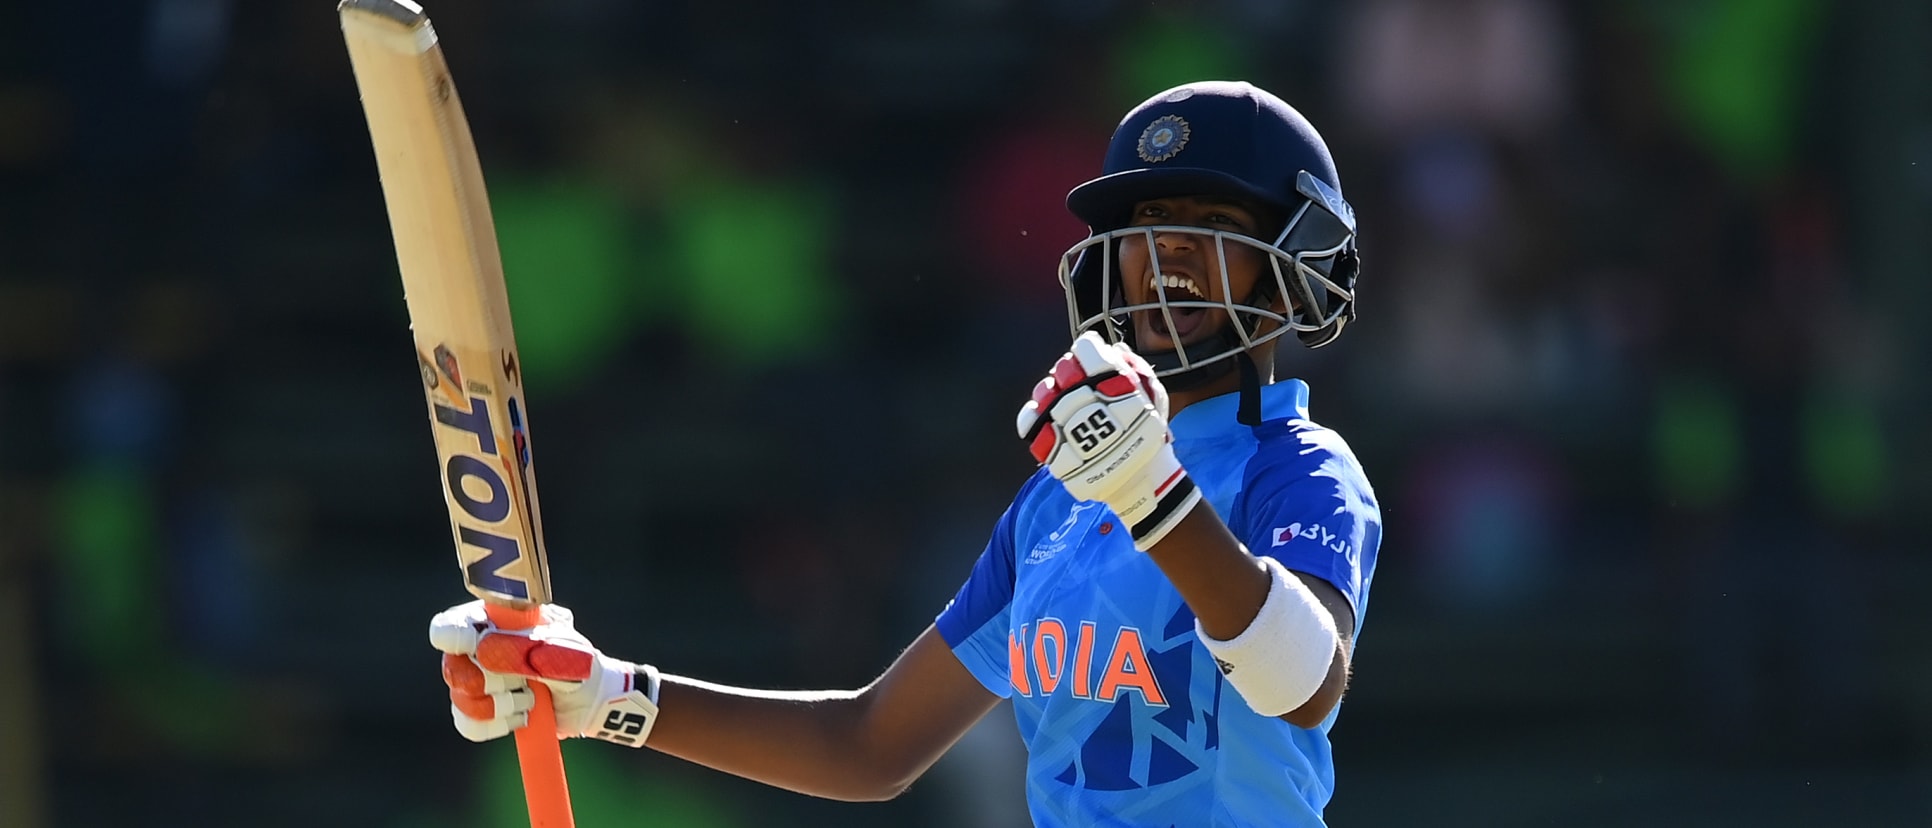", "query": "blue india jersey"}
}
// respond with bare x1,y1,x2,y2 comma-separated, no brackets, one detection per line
936,380,1381,827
